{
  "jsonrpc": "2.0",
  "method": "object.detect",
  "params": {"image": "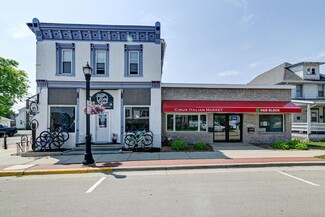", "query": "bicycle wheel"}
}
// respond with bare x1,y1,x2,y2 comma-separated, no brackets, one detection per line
145,130,154,137
34,136,46,151
49,140,61,150
141,135,153,150
124,134,136,150
58,129,69,142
